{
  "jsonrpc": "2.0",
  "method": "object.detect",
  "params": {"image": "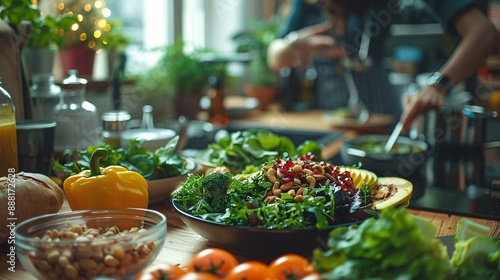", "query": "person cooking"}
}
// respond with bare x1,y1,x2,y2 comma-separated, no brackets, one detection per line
267,0,499,133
